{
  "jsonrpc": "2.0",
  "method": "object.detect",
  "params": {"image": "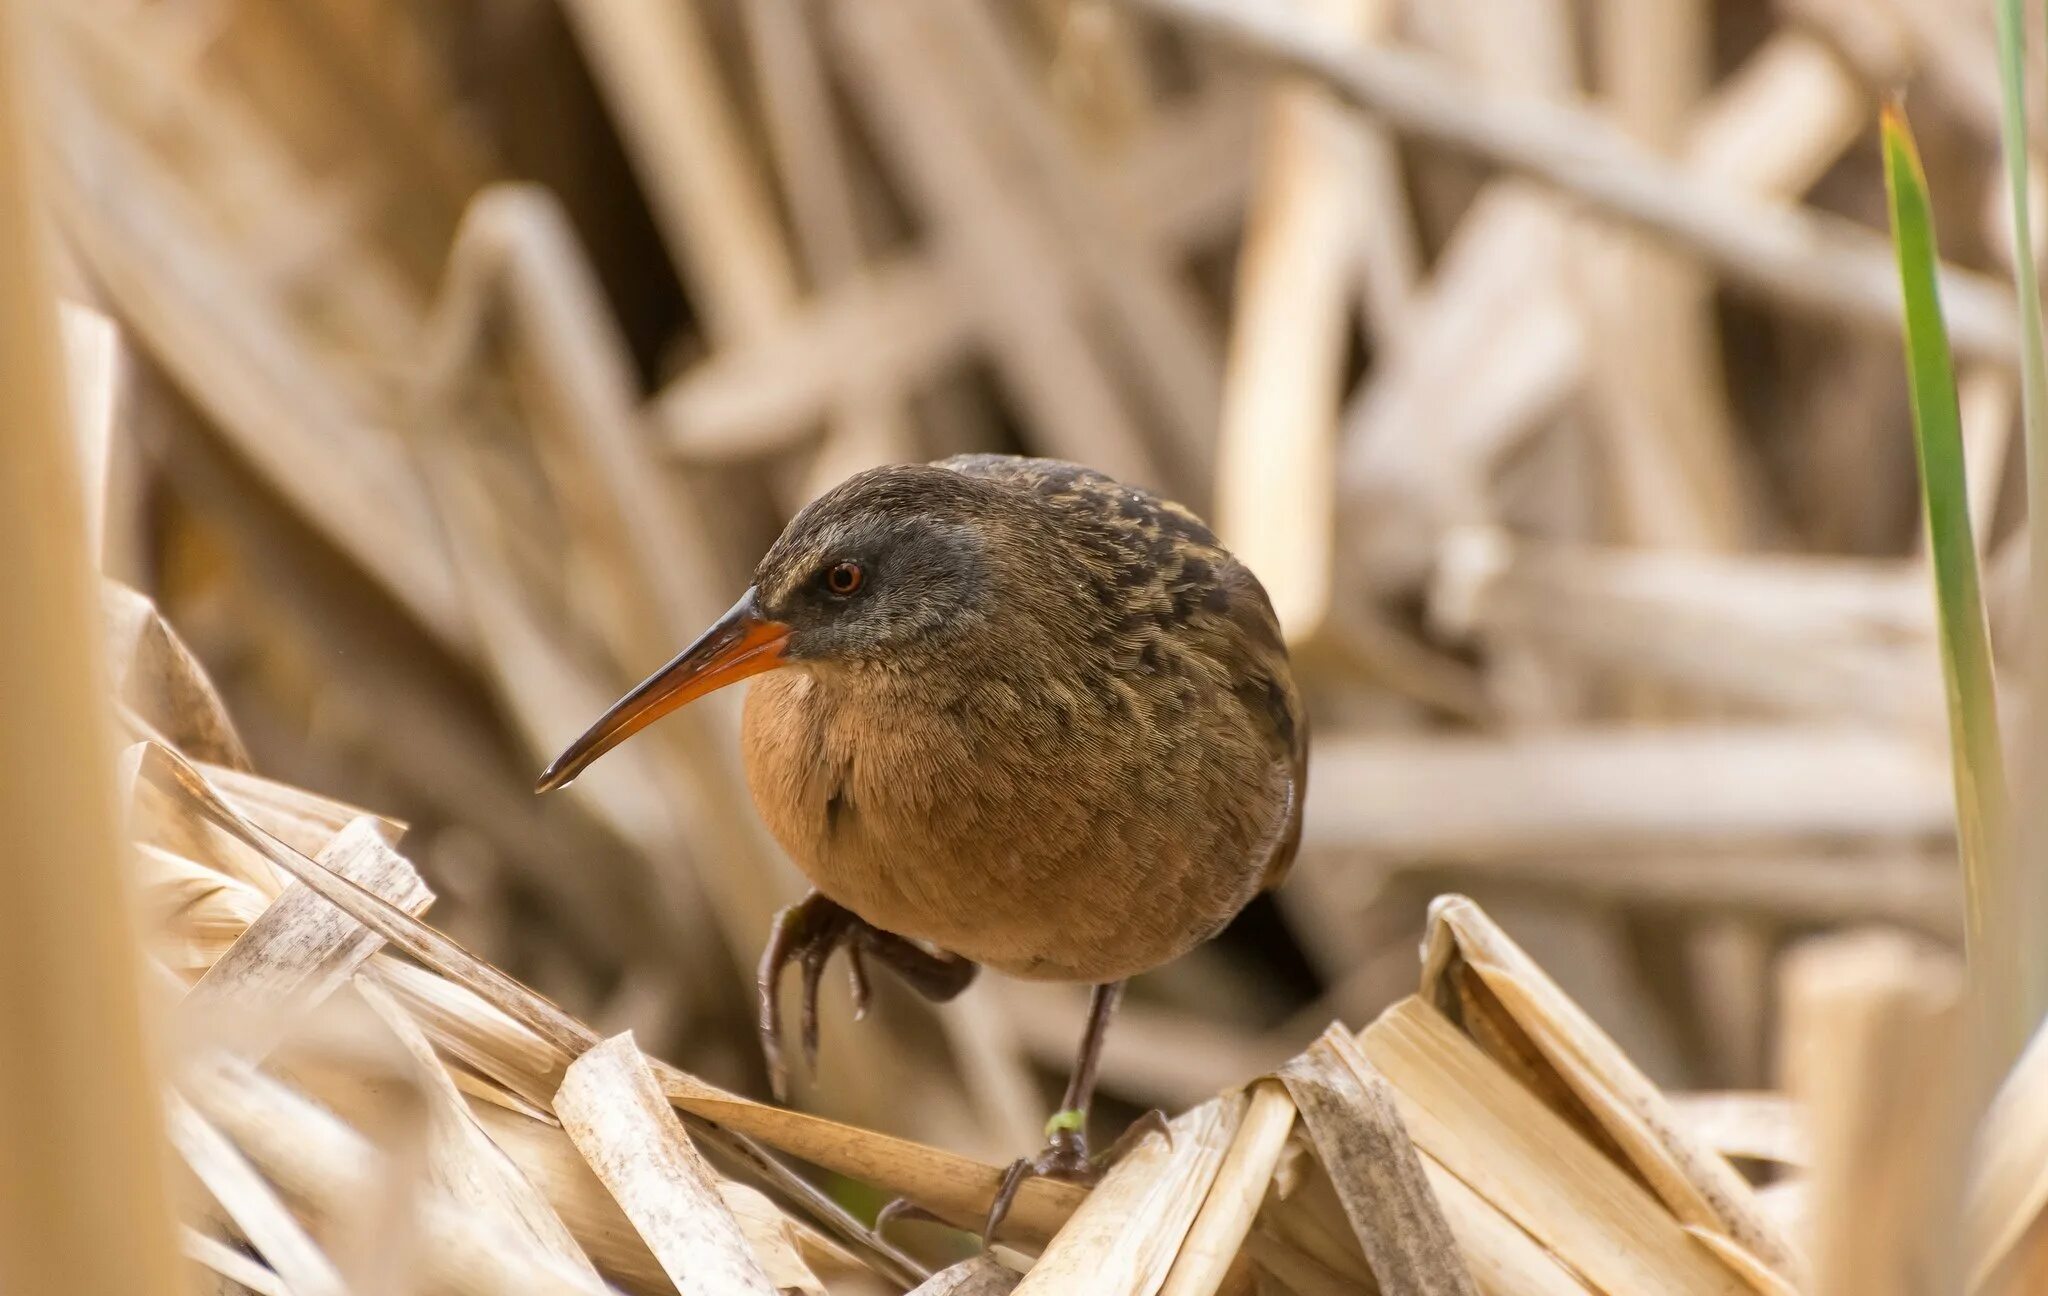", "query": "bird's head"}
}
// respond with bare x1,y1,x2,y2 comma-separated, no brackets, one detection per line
536,466,1000,792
